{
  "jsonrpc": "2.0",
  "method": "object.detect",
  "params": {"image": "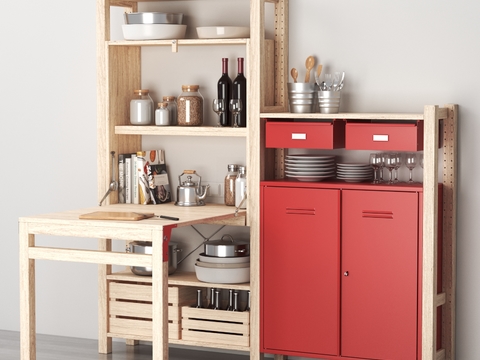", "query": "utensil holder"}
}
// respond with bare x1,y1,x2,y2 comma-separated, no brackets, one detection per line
287,83,315,113
318,90,341,114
